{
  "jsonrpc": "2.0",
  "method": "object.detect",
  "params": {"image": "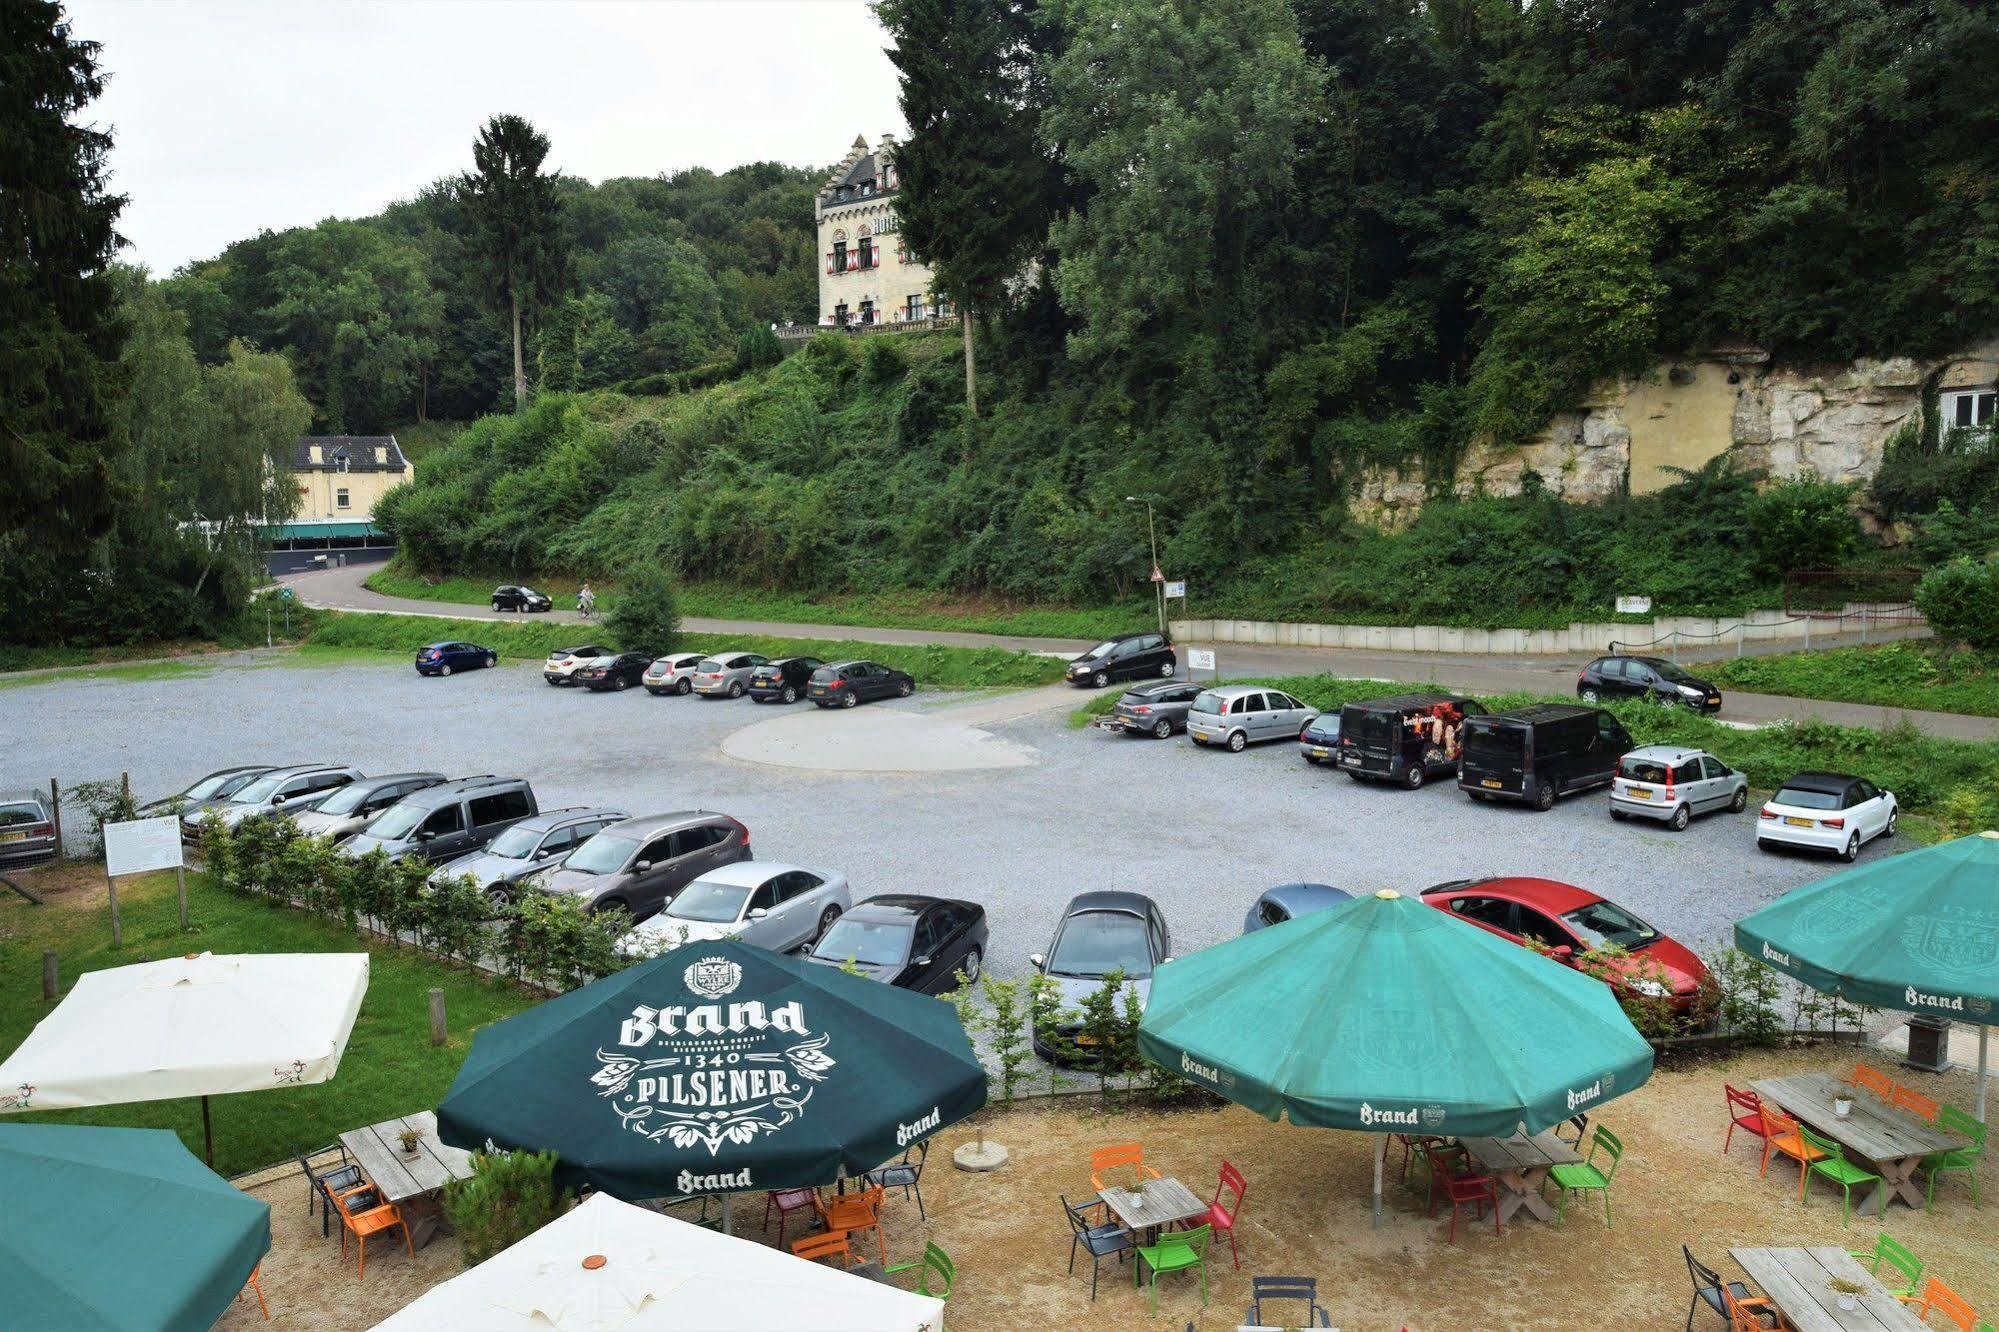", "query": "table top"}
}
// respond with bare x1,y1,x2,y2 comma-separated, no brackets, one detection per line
338,1110,476,1206
1099,1176,1207,1232
1460,1128,1583,1172
1751,1074,1969,1163
1732,1246,1929,1332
